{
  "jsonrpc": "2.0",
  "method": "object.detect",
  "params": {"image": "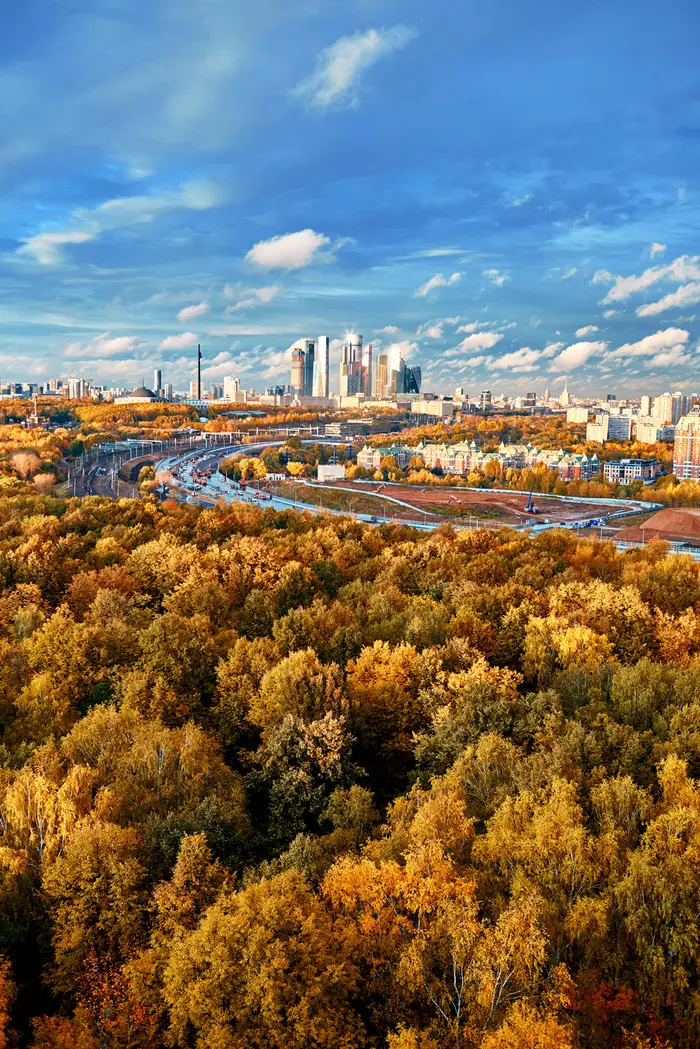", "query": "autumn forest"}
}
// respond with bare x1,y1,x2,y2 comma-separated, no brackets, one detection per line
0,490,695,1048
